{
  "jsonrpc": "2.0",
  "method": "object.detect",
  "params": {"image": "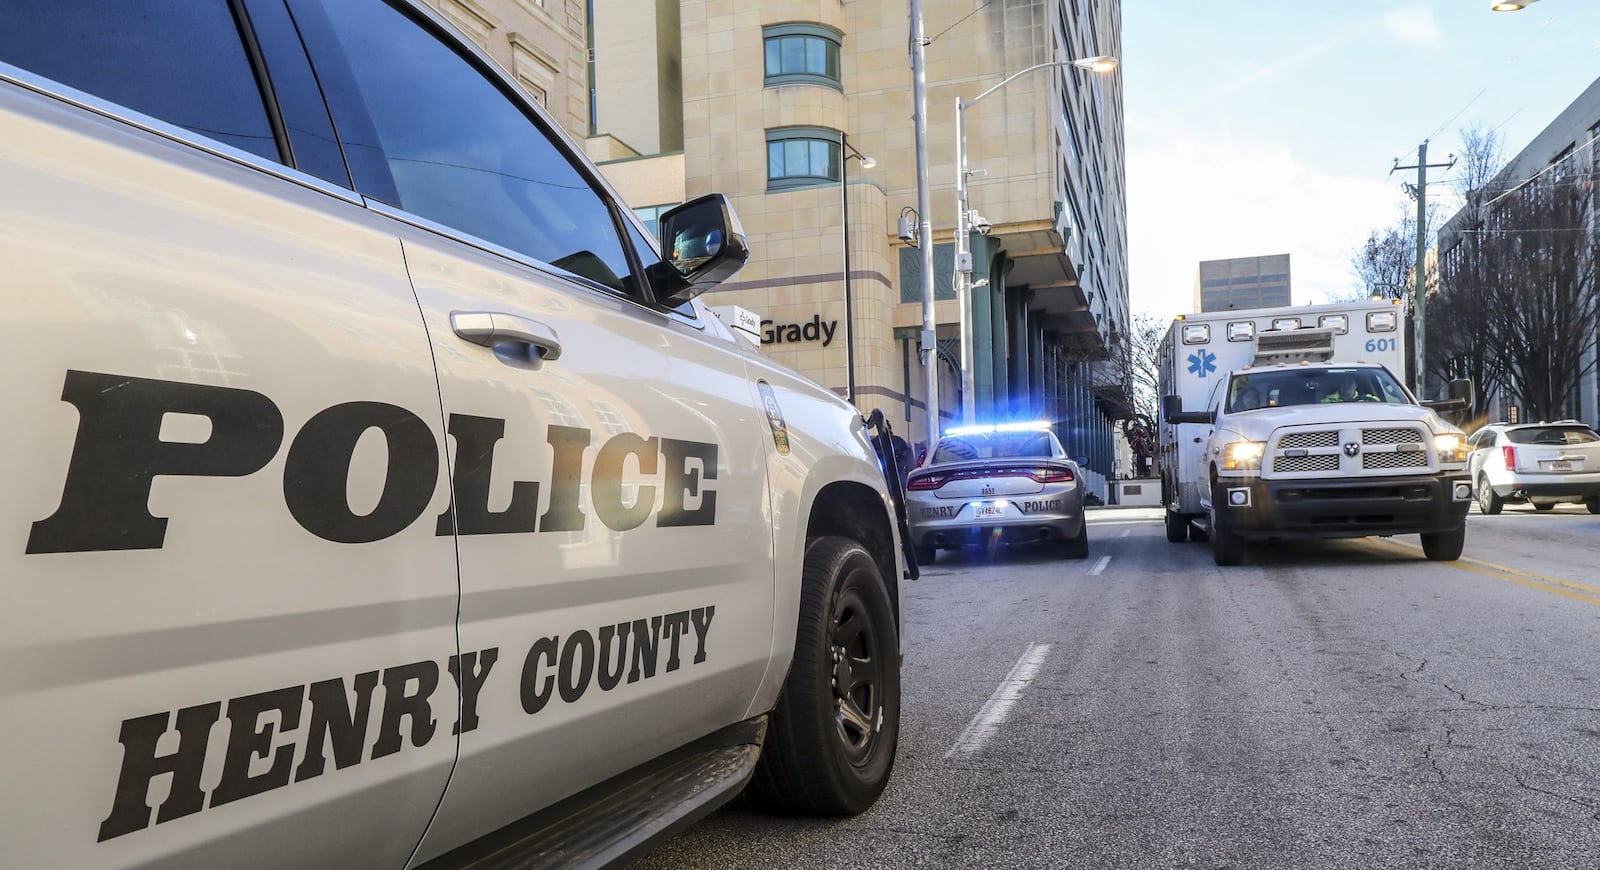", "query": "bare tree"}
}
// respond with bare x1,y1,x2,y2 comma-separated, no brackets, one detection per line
1485,166,1600,421
1351,213,1418,301
1433,122,1510,417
